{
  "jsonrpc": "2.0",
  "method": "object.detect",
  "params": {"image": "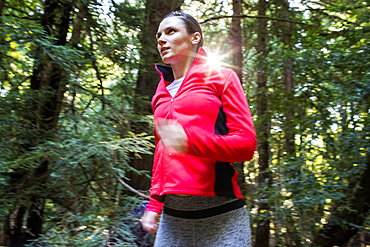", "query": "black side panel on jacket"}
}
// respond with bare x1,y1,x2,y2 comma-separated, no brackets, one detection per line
214,106,236,197
215,161,236,197
215,106,228,135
